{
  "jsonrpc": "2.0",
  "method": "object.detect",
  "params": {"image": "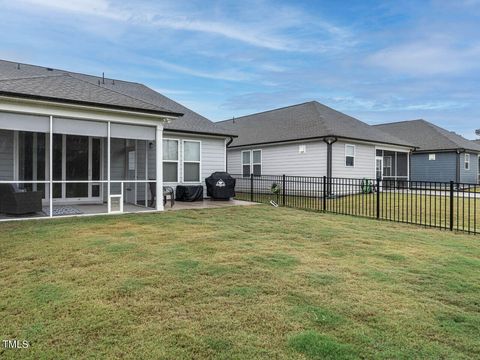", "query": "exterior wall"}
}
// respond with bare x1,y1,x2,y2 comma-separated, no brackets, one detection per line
149,132,226,197
410,152,457,182
0,130,13,180
460,152,478,184
227,140,327,176
331,140,375,179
